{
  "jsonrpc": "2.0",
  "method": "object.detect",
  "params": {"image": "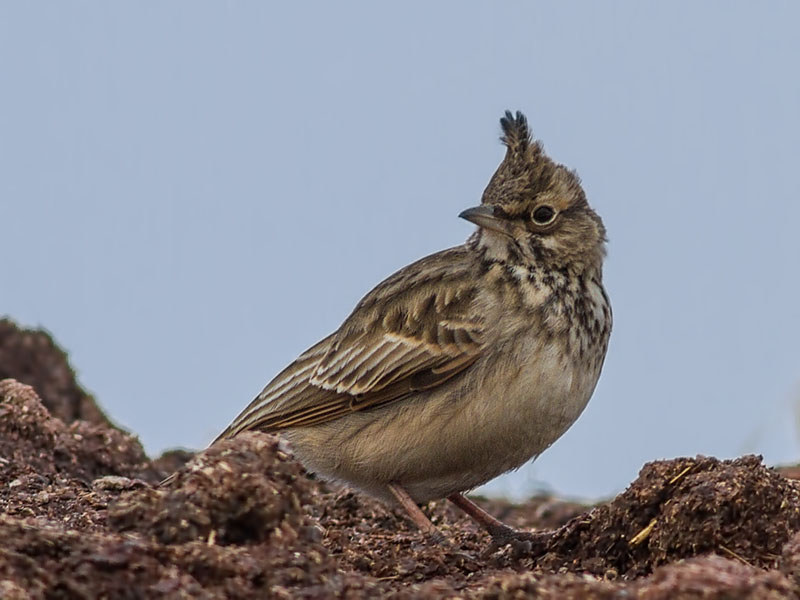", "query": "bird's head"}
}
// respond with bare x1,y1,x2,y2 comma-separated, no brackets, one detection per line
461,111,606,271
